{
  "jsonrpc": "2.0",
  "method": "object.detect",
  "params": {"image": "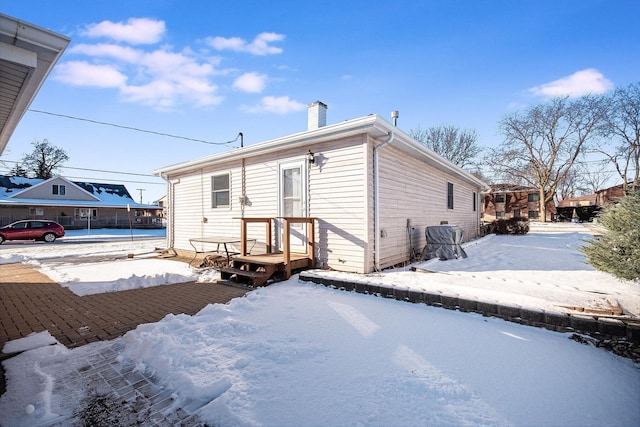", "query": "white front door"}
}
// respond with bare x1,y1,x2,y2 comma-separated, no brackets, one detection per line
278,160,307,252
